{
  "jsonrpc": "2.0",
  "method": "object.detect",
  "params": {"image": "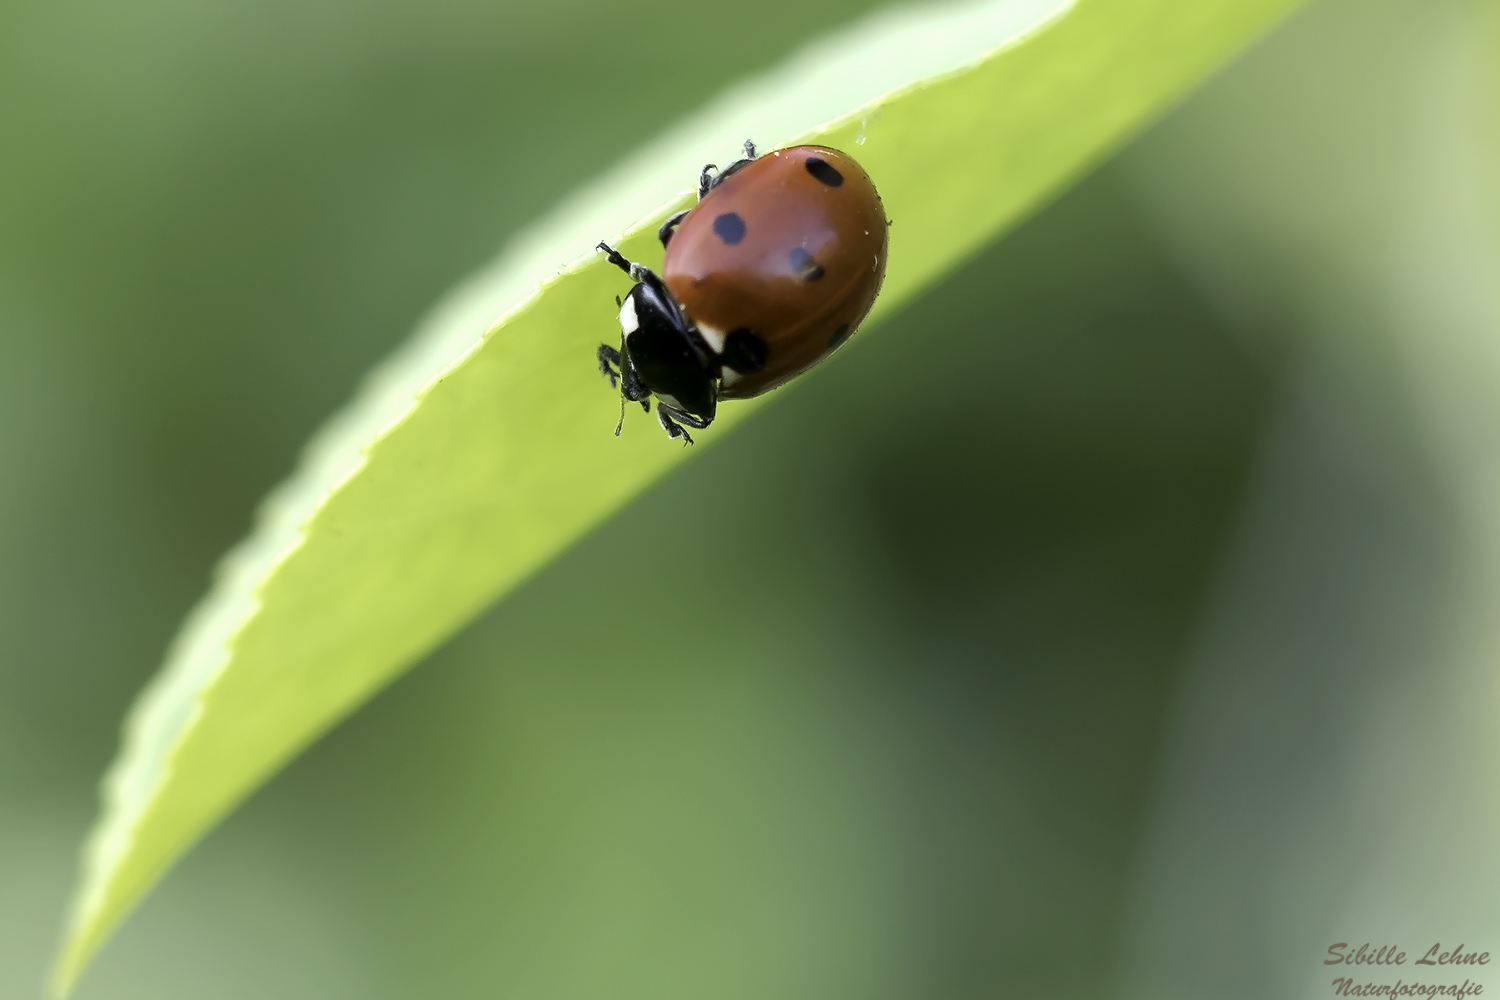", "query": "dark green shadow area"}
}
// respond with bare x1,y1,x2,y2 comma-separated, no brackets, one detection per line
90,165,1277,999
